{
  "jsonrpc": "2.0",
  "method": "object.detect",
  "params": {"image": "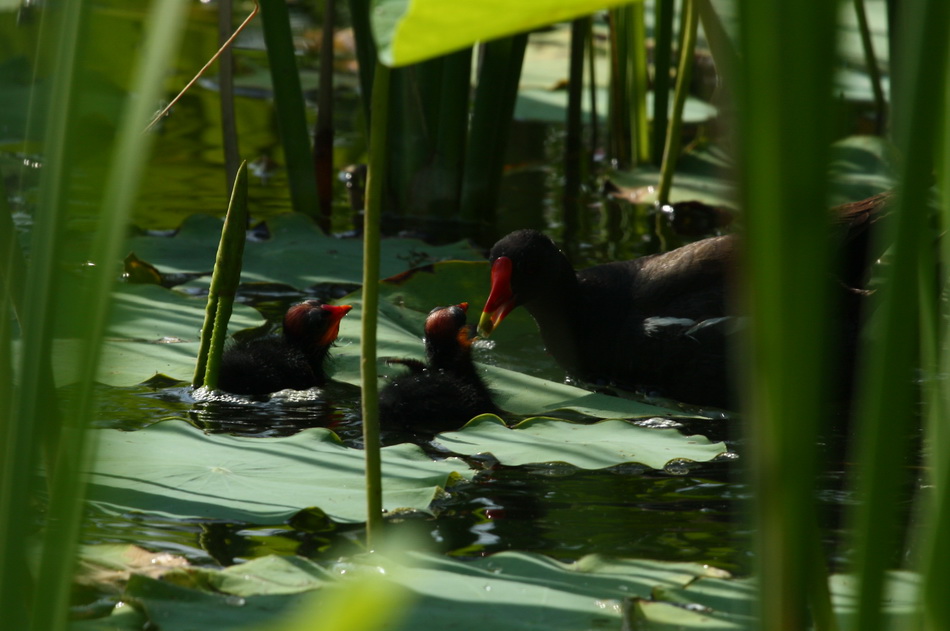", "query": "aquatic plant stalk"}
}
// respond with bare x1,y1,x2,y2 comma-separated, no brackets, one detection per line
218,0,242,195
0,2,191,630
847,3,950,629
459,34,528,239
362,62,392,546
734,0,838,628
314,0,336,233
918,66,950,630
347,0,376,124
655,0,697,207
629,4,650,165
1,1,87,627
563,17,589,229
585,19,599,161
146,2,259,132
258,0,319,218
606,7,630,166
852,0,888,132
651,0,674,166
194,162,250,390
